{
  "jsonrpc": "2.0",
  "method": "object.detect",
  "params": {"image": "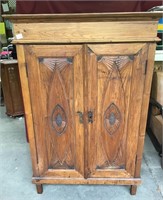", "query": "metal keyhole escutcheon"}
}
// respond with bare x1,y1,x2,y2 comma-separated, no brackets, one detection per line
88,111,93,123
77,111,83,124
